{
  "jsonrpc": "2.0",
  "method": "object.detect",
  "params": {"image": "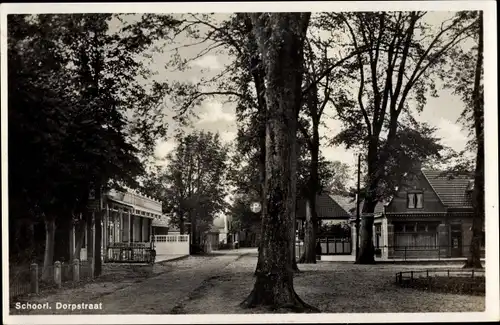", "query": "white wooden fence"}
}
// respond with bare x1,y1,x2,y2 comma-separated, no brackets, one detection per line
154,235,190,255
